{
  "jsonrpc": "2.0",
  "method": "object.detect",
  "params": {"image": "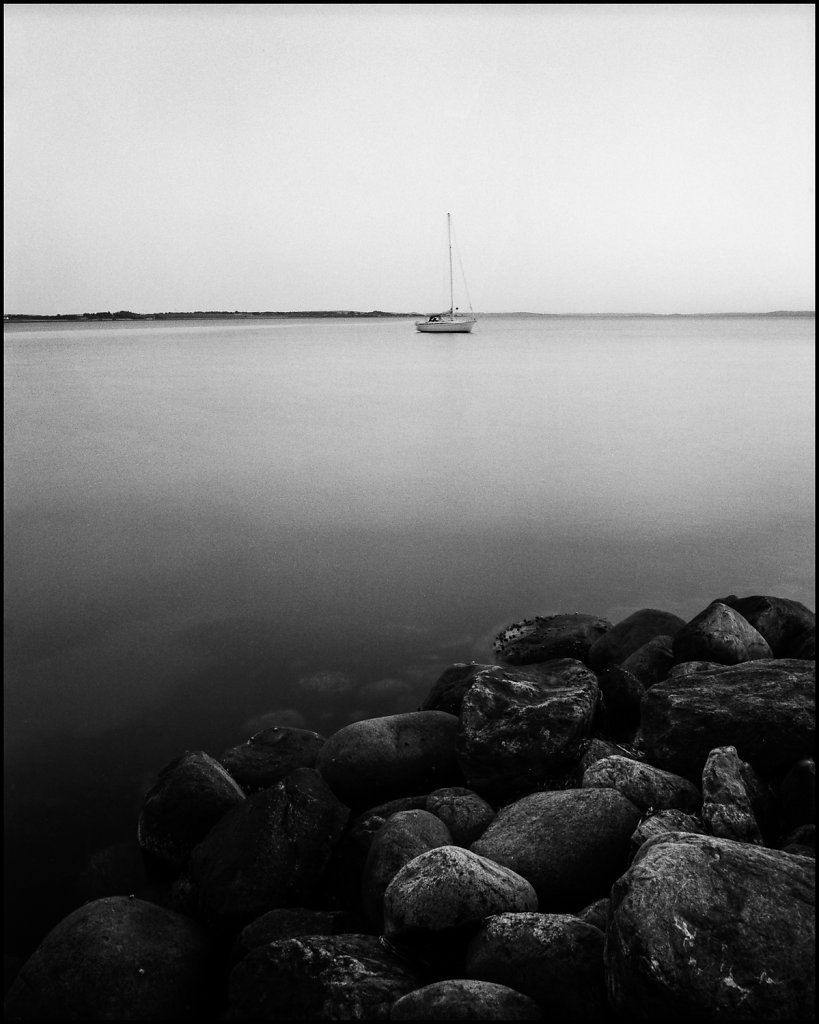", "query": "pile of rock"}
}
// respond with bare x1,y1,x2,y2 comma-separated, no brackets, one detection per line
4,594,815,1020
